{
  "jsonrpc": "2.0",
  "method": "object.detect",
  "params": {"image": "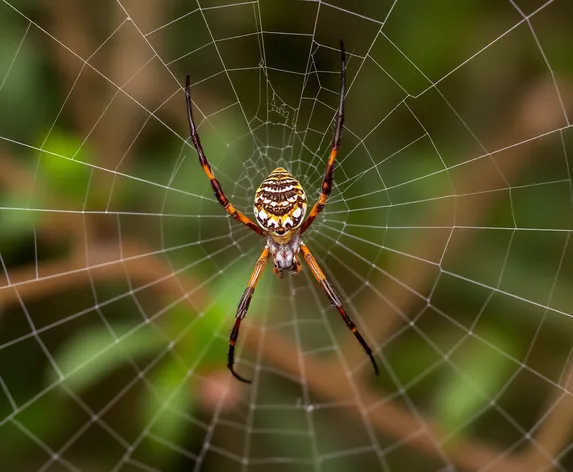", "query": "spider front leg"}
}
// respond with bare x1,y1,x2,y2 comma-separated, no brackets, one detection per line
299,243,379,376
184,75,265,237
300,39,346,234
228,247,270,383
